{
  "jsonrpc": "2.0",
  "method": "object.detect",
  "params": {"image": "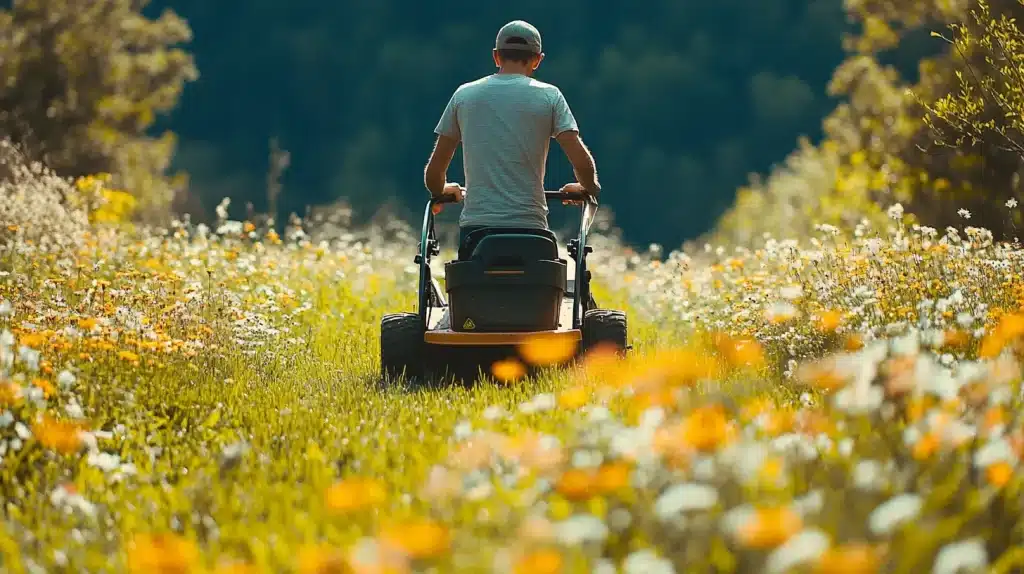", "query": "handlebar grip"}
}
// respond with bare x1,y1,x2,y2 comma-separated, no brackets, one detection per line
432,189,596,204
430,193,460,205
